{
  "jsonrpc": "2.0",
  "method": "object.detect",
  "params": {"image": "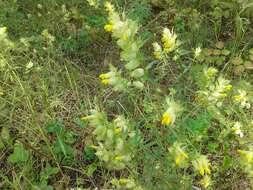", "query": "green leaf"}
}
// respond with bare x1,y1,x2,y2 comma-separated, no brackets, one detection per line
185,112,212,135
7,142,29,164
1,126,12,145
54,138,74,157
56,133,67,156
0,139,5,150
74,117,86,128
40,164,60,182
45,123,62,134
83,146,96,161
207,143,219,153
223,156,233,171
84,163,98,177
